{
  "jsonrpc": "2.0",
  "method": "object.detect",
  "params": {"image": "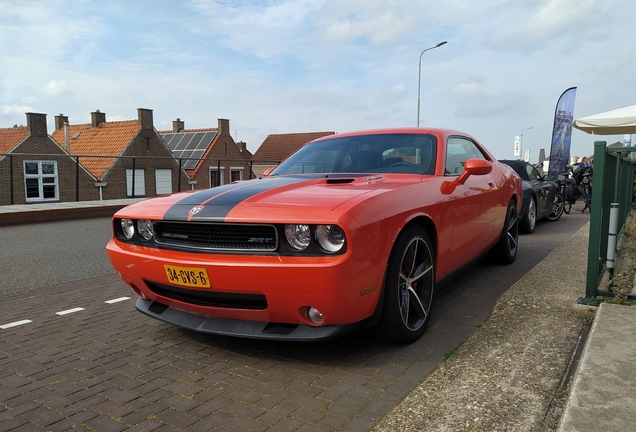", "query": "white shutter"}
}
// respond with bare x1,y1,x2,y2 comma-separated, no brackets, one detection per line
155,168,172,195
